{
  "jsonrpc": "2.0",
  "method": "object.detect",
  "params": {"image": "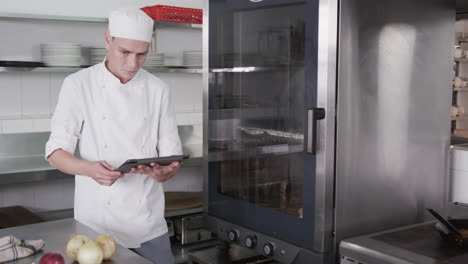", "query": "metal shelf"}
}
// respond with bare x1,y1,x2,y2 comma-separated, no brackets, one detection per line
208,144,303,162
0,66,202,74
452,115,468,121
155,21,202,29
458,37,468,43
32,206,204,222
165,206,203,217
209,107,289,121
0,13,203,29
0,155,202,185
0,168,72,186
146,66,202,74
0,133,201,180
0,155,54,175
452,135,468,144
454,87,468,92
210,65,289,73
0,12,107,23
455,58,468,62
